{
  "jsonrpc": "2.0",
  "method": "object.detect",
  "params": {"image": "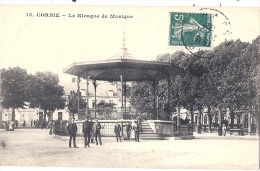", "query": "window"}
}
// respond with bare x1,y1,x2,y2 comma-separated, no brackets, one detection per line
58,112,62,121
39,112,43,121
109,100,113,104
